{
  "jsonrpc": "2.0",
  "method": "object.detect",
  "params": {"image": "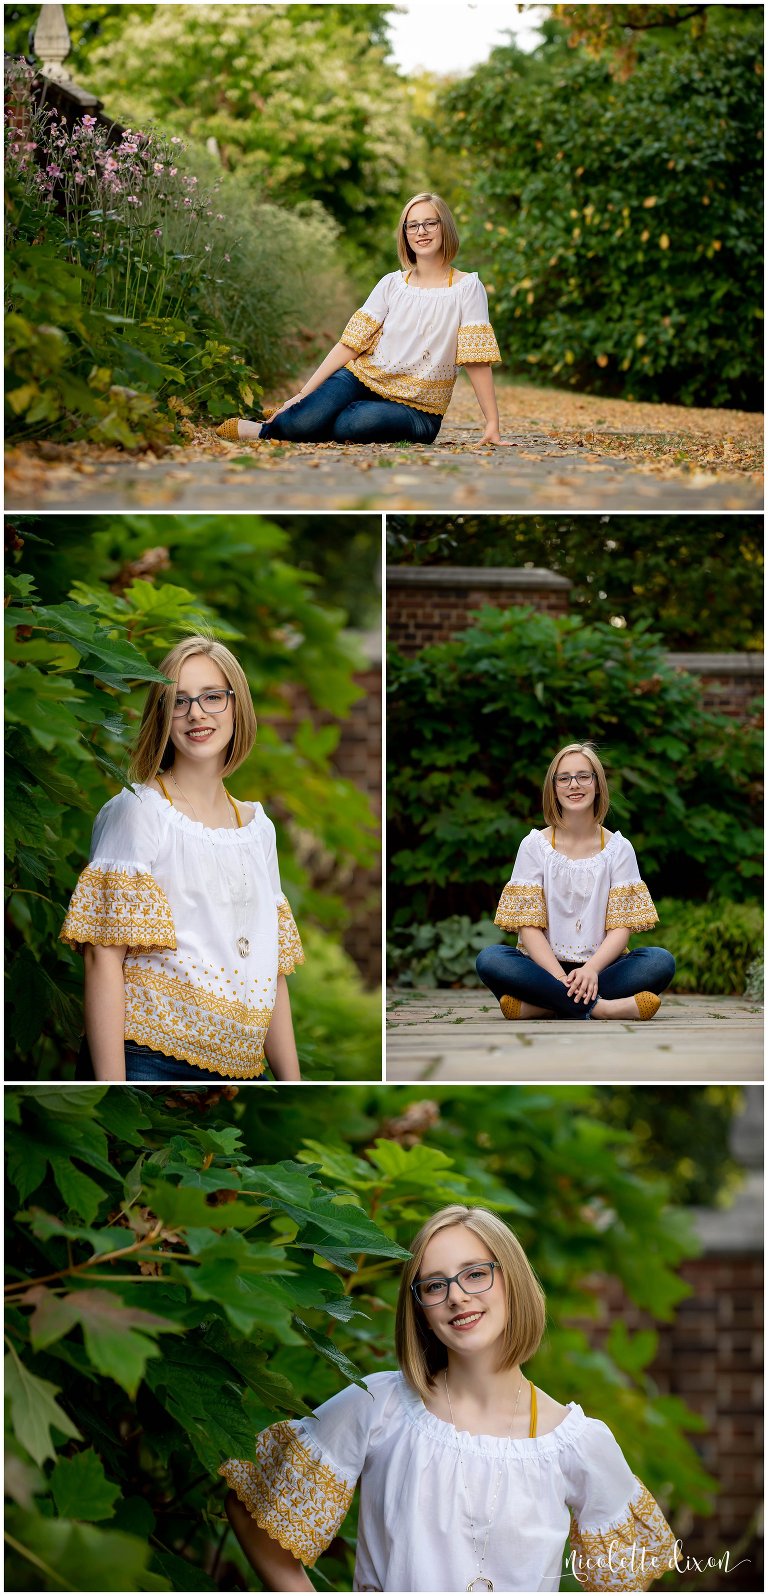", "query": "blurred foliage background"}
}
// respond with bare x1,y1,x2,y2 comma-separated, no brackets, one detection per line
4,3,763,447
5,1082,748,1591
4,514,381,1079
